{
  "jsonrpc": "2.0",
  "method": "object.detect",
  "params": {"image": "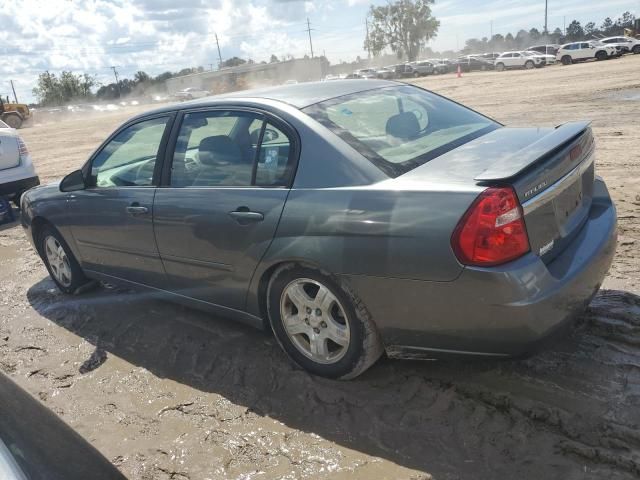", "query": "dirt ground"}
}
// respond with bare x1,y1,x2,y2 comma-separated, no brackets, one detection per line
1,56,639,480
